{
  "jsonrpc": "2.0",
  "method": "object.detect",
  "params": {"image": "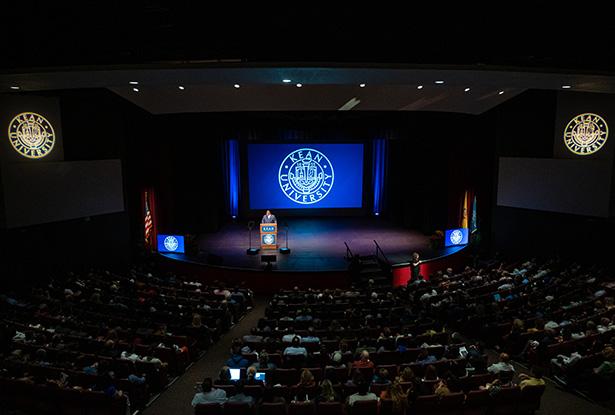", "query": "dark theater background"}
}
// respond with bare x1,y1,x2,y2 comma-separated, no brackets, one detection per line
1,5,615,415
